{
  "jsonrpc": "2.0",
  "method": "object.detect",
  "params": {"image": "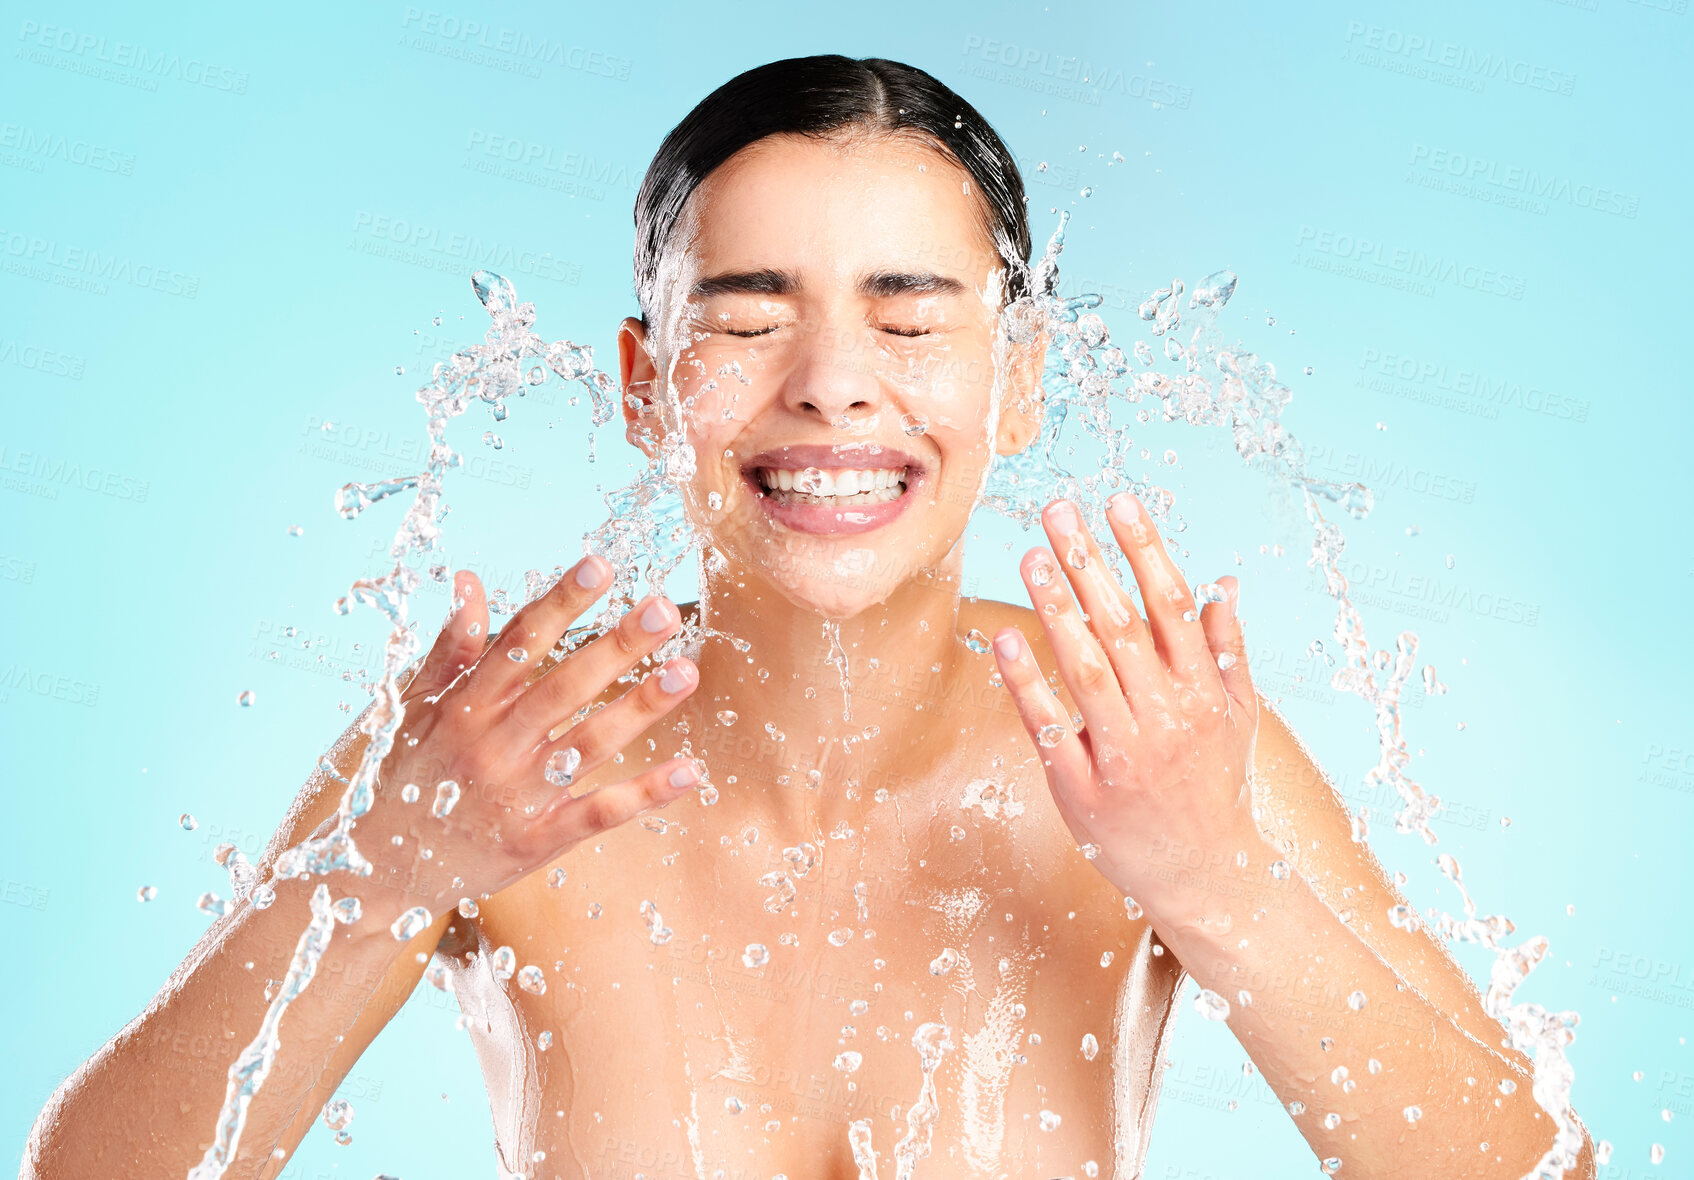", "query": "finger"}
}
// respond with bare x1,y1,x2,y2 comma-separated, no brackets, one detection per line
1103,491,1224,709
991,627,1094,788
461,555,611,704
1040,498,1176,723
1200,575,1257,720
534,756,702,851
409,570,492,701
532,656,698,783
1017,546,1138,748
502,594,682,743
